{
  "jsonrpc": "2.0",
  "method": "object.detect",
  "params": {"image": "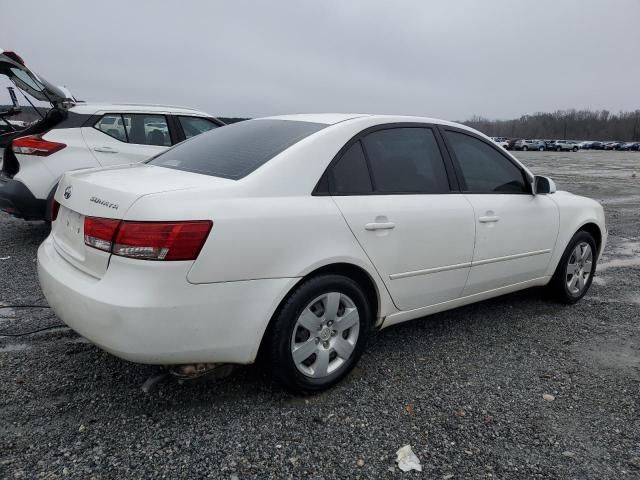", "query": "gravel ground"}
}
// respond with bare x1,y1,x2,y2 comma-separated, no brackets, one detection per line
1,151,639,479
